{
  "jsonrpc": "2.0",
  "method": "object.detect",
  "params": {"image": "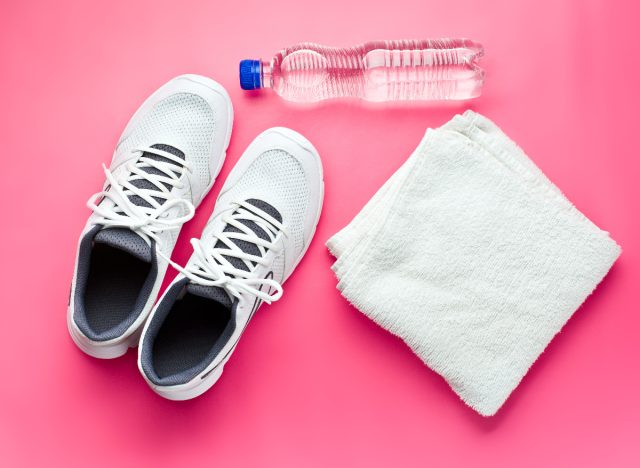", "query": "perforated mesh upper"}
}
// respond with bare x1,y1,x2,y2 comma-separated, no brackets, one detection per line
117,93,215,188
222,150,310,255
94,227,152,262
